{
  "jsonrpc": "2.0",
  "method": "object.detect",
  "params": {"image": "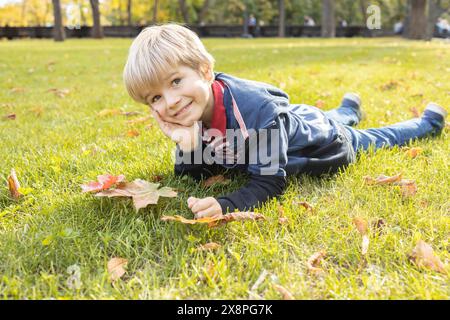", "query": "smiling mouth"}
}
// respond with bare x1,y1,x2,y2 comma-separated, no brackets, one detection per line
174,102,192,117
